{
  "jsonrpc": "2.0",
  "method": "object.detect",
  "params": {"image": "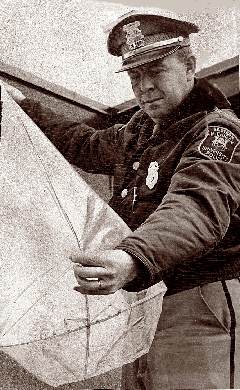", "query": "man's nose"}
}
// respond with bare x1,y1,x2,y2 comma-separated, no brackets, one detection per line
140,74,154,92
